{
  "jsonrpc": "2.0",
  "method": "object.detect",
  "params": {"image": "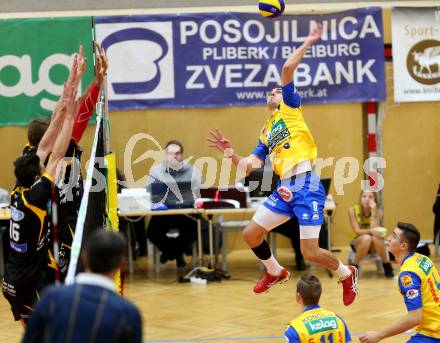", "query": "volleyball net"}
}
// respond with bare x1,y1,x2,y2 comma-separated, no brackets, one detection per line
65,88,121,293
